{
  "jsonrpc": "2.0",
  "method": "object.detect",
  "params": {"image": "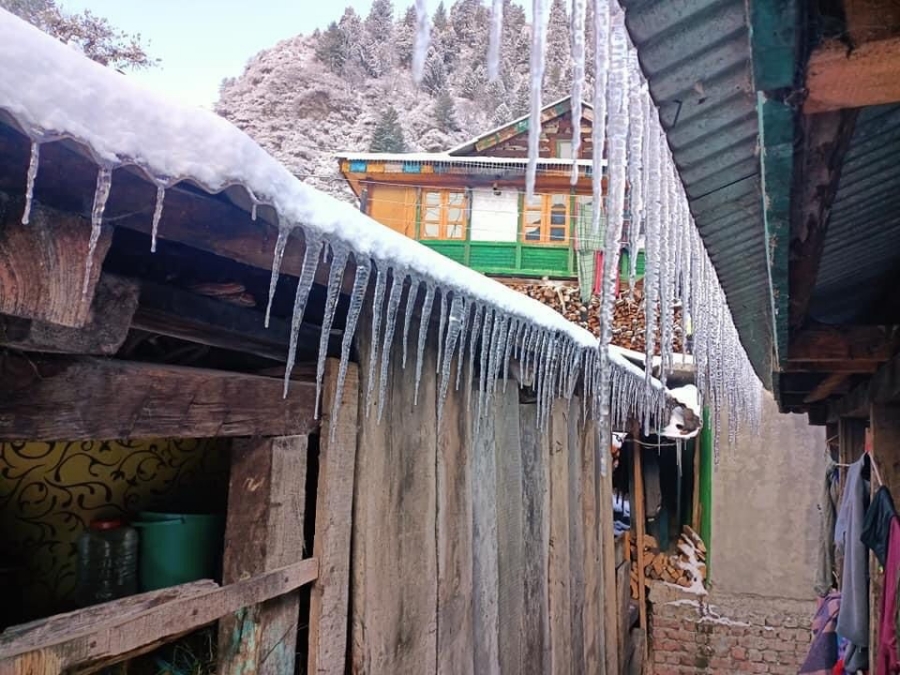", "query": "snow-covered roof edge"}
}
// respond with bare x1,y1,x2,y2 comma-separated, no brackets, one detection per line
337,152,601,168
0,9,679,430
